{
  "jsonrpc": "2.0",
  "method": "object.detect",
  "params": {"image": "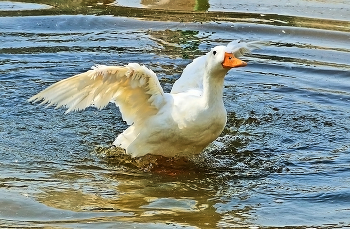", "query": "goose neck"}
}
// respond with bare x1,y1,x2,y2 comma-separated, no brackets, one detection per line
202,71,226,108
